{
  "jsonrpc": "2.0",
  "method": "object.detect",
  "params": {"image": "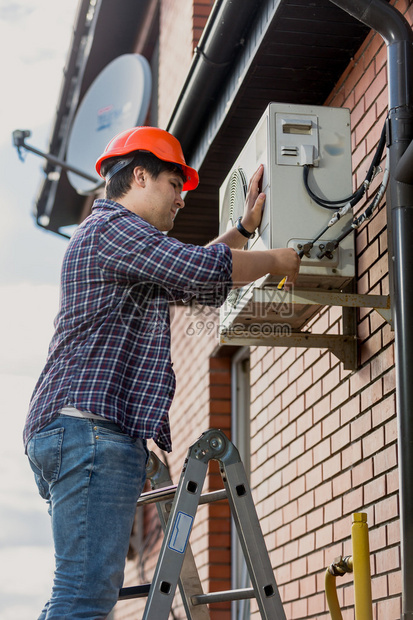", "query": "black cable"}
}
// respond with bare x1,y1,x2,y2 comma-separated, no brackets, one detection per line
303,119,387,211
303,165,358,208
